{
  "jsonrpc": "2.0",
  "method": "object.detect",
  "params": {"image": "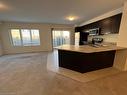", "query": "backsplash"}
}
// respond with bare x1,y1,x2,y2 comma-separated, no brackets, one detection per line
88,34,118,43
